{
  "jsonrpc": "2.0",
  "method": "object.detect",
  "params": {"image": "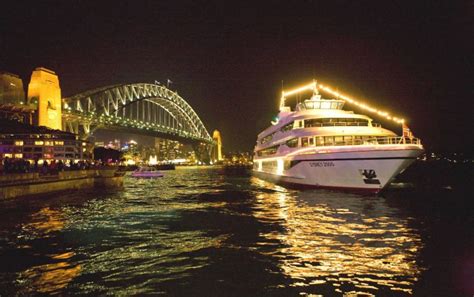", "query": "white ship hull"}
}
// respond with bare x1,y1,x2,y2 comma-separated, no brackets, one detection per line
253,80,424,194
253,145,422,194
